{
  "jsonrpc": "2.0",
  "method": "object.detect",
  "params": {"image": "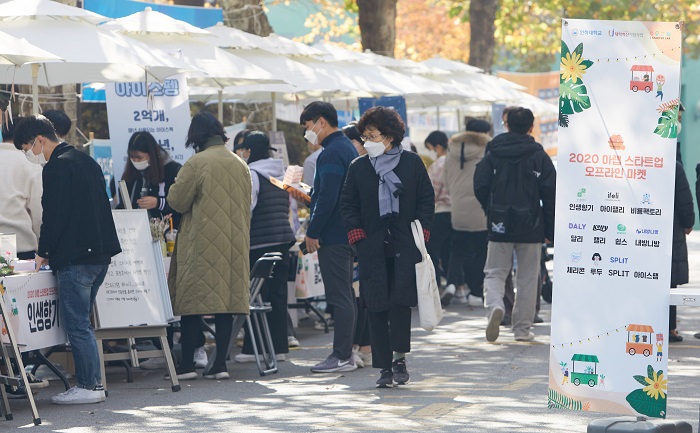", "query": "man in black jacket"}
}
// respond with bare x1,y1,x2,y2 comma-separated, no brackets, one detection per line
473,108,556,343
15,115,121,405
